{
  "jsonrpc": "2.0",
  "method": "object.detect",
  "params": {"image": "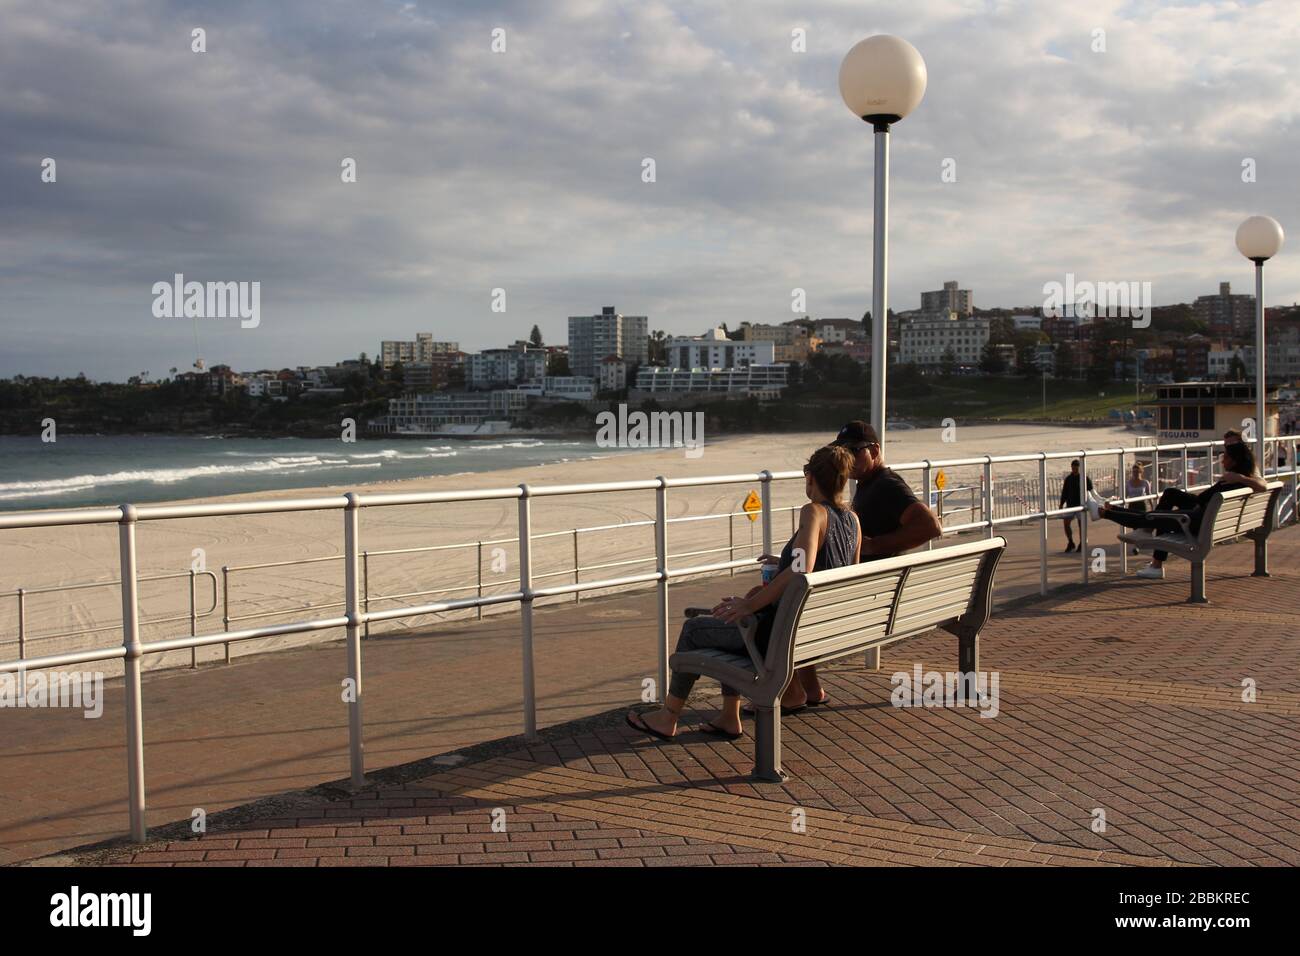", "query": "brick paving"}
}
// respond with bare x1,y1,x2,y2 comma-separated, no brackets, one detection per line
12,524,1300,867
